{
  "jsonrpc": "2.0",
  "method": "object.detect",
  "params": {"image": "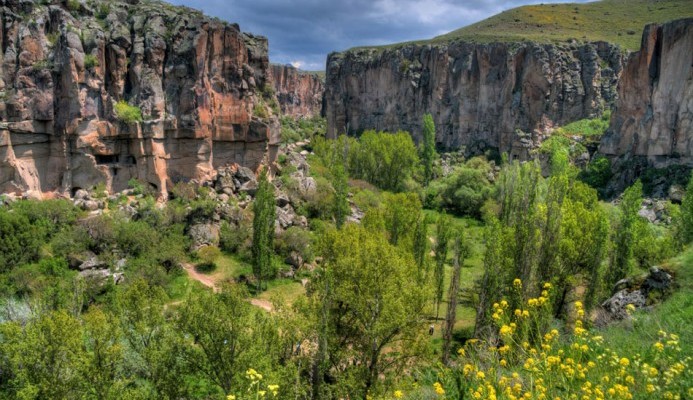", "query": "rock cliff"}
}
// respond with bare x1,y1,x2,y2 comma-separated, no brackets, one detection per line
270,64,324,118
0,0,280,198
325,40,625,158
599,18,693,169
